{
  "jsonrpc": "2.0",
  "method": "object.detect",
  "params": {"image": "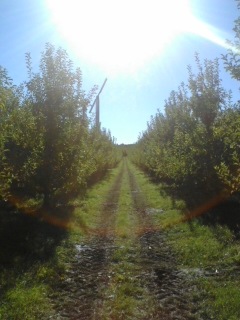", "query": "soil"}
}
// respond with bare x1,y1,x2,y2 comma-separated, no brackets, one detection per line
50,160,203,320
